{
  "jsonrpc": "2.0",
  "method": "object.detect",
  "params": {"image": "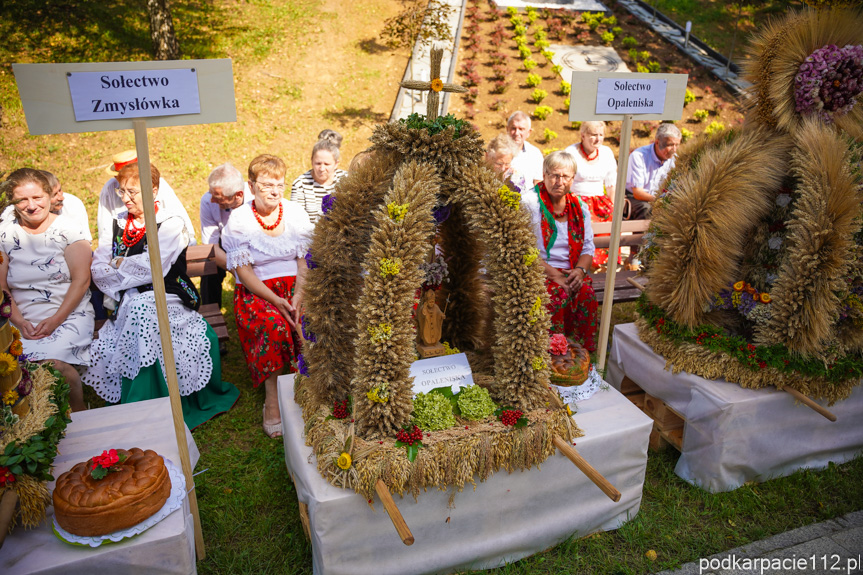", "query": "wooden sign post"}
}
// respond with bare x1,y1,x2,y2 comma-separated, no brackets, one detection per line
568,71,688,370
12,59,237,560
